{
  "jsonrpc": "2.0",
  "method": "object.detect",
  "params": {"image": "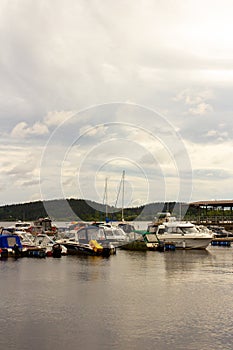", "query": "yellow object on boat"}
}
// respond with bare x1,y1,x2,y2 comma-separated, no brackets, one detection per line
89,240,103,252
